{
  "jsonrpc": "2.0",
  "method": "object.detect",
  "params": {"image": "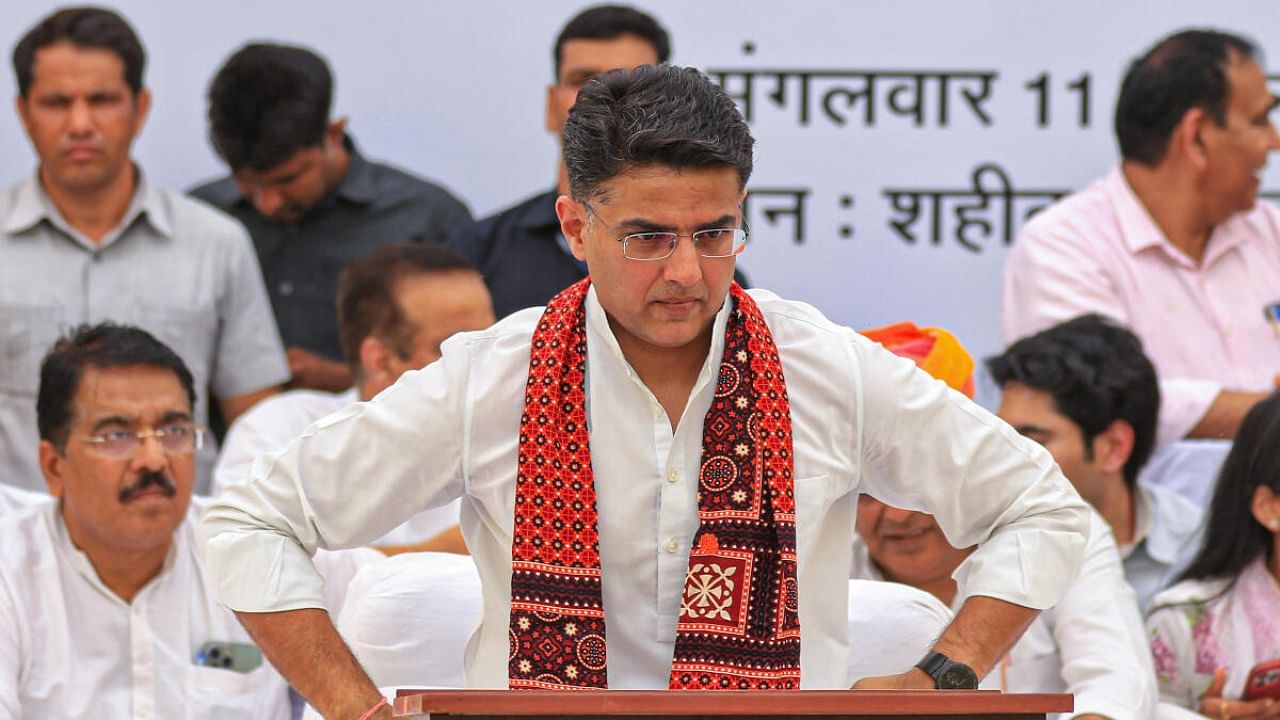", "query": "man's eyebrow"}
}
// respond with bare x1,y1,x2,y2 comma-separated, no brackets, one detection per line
159,410,193,424
563,68,602,85
1012,424,1051,437
613,214,739,233
90,415,135,433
